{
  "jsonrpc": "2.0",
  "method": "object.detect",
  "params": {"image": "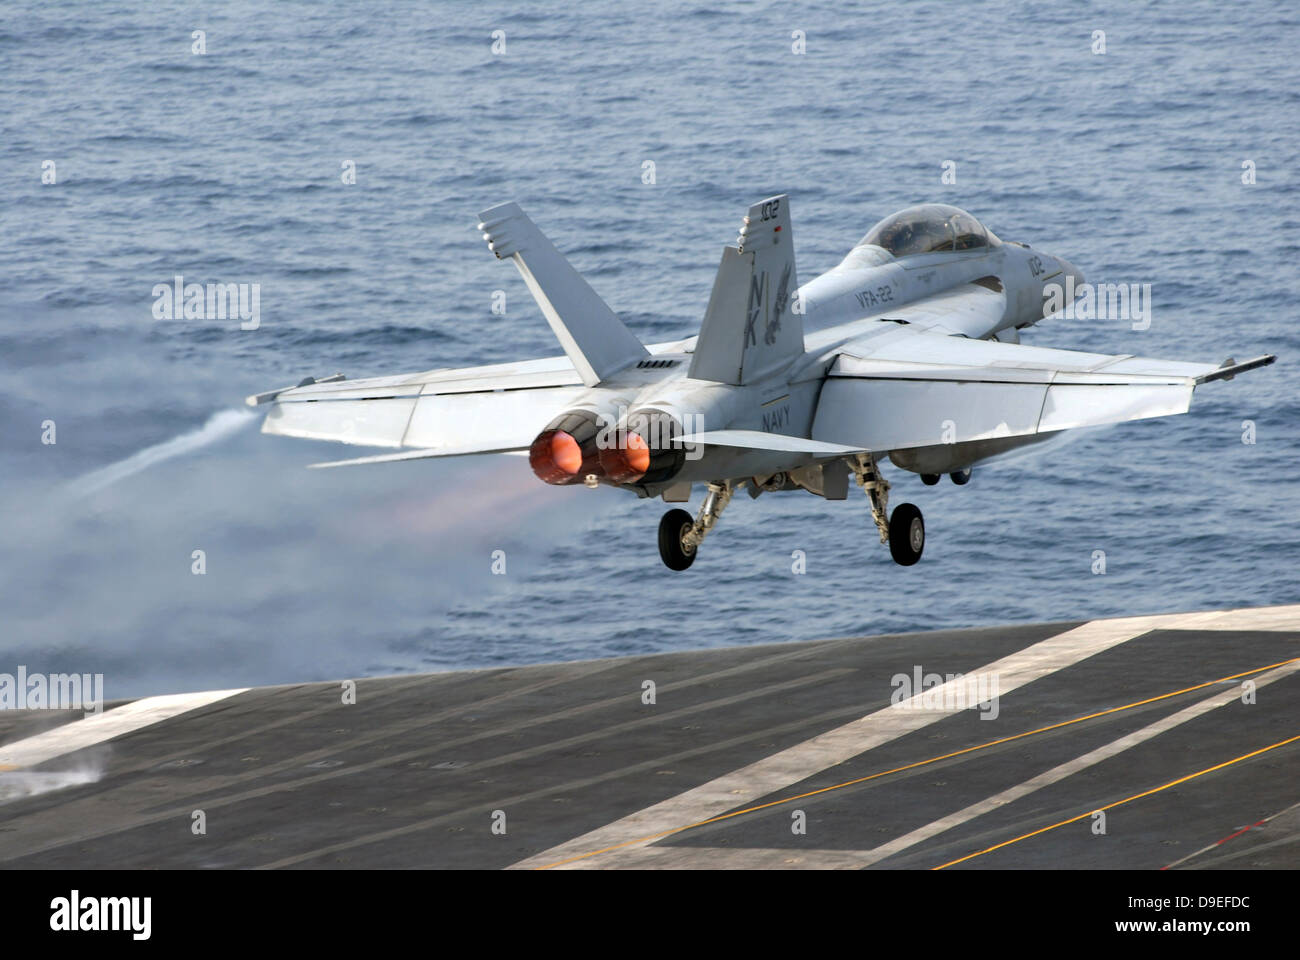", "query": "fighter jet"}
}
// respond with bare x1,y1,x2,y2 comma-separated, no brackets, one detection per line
247,197,1274,568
